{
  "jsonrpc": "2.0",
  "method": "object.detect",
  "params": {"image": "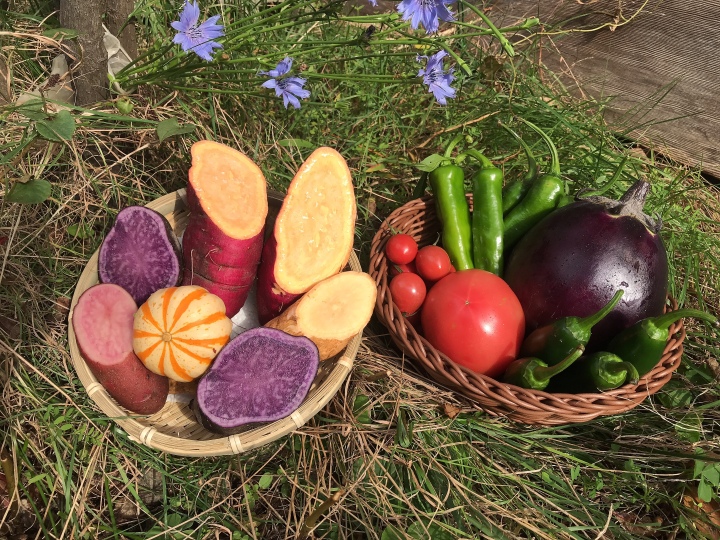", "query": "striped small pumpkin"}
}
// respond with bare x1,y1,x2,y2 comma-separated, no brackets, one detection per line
133,285,232,382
